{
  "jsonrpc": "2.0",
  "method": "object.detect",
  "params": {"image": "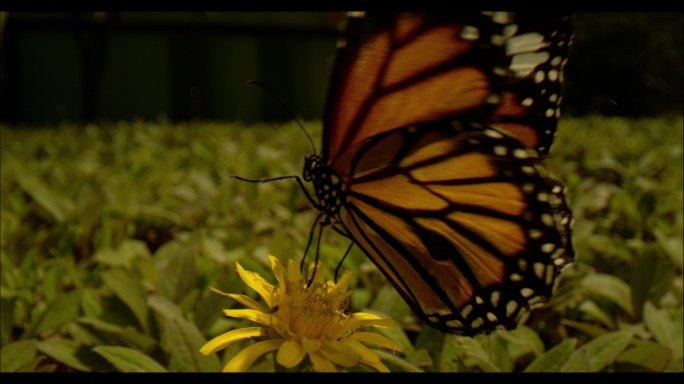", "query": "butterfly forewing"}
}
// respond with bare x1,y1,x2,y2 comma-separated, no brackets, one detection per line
324,12,572,162
490,12,574,157
325,12,494,161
